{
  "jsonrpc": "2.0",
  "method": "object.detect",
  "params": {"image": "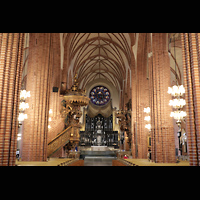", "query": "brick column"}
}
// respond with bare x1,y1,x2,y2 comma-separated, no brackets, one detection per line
135,33,149,159
181,33,200,166
150,33,176,163
48,33,65,143
131,55,137,158
0,33,25,166
21,33,53,161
